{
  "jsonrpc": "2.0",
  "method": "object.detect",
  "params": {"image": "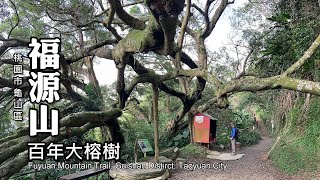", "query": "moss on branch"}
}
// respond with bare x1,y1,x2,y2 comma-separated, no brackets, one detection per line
112,16,160,66
215,76,320,97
